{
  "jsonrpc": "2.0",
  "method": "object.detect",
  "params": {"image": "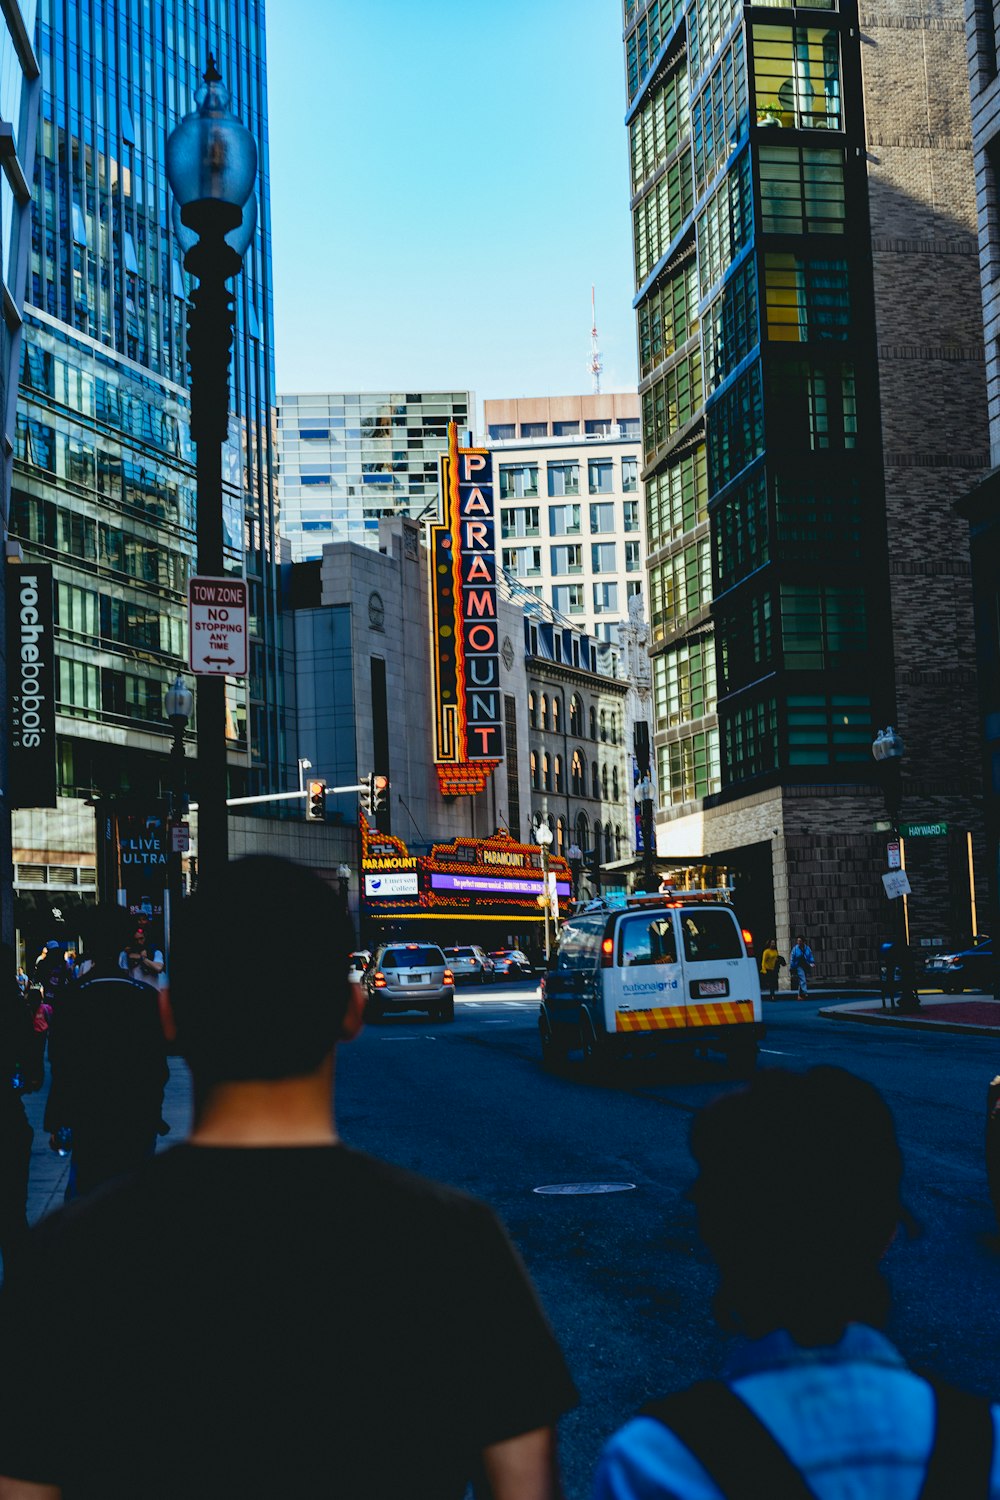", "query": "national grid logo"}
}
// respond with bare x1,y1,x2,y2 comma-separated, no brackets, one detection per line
622,978,680,996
